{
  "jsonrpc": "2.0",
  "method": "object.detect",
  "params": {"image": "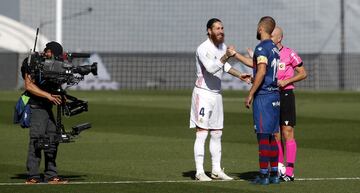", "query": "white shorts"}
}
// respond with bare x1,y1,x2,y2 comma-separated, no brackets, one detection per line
189,87,223,129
